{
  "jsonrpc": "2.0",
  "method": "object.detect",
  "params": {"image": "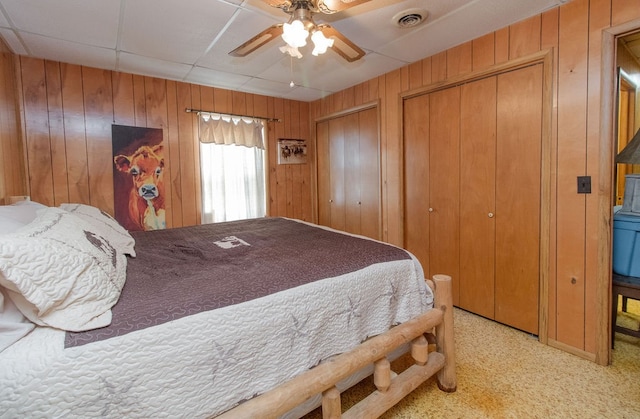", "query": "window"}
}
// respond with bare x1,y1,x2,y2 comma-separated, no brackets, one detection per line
199,115,266,223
